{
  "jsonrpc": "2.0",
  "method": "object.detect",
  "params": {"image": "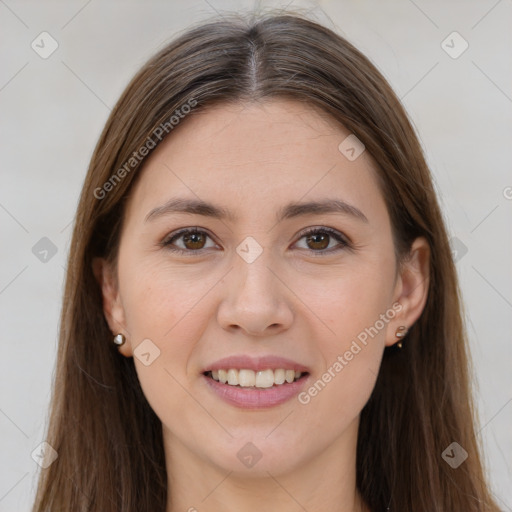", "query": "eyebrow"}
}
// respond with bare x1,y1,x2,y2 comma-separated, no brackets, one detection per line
145,197,369,224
